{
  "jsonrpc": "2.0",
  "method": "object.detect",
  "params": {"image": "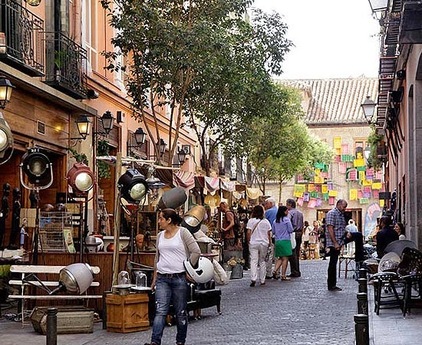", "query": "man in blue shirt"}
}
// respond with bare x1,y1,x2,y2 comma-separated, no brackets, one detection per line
264,198,277,225
326,199,348,291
